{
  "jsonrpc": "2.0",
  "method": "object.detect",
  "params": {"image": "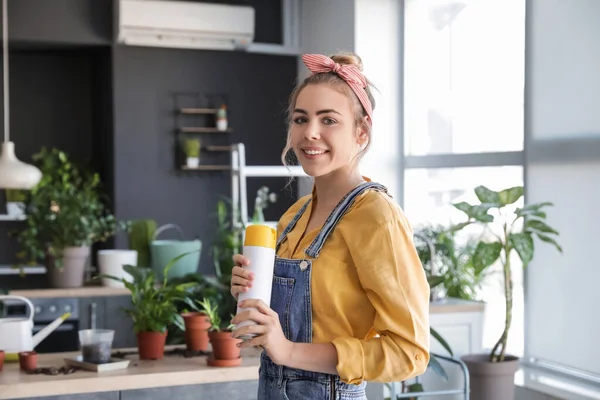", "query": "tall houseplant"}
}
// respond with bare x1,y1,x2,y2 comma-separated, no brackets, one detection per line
450,185,562,400
12,148,128,287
